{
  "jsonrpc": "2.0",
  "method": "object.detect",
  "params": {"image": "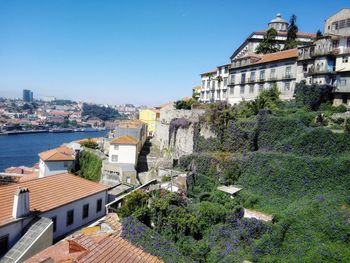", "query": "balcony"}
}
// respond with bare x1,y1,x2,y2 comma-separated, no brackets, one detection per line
247,77,256,83
240,79,246,84
257,78,265,83
268,76,278,81
306,67,335,76
281,74,294,80
312,47,339,57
